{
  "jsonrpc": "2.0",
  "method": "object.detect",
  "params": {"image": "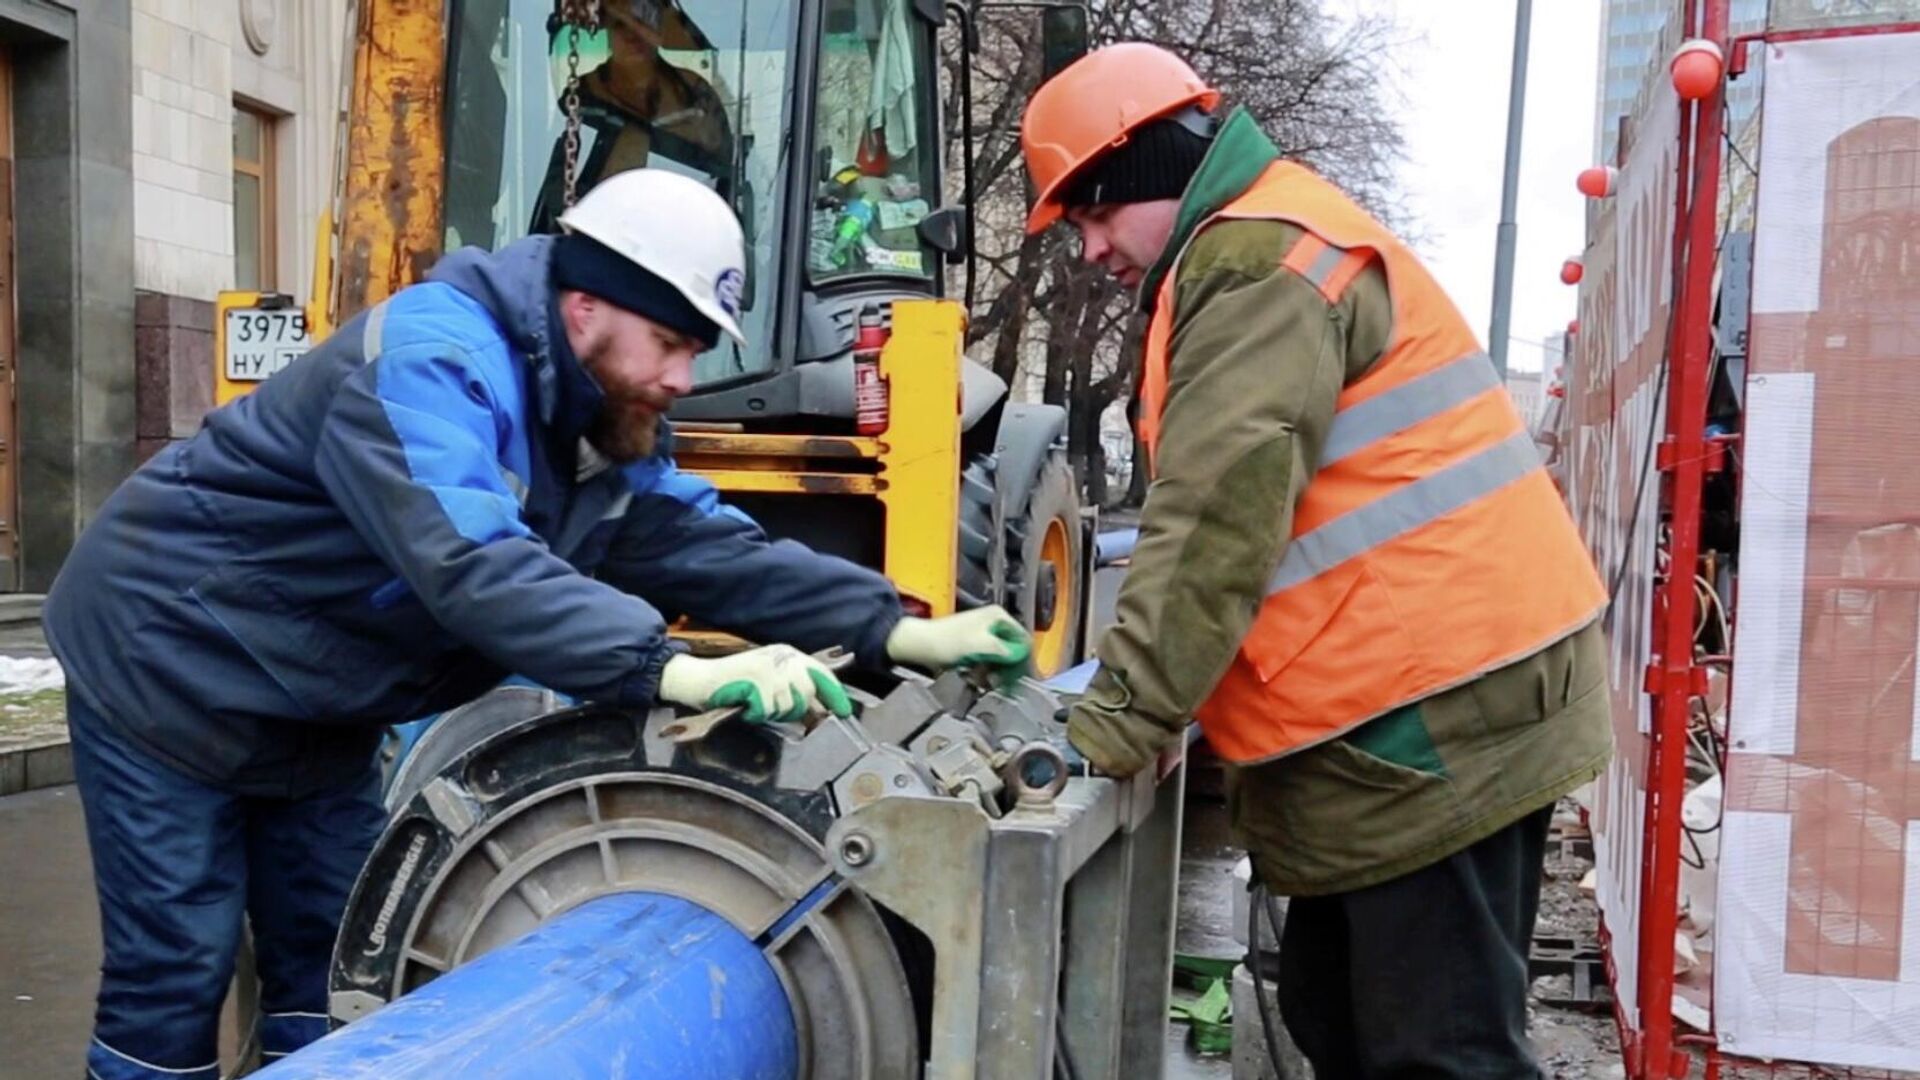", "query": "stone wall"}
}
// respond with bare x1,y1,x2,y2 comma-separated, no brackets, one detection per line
128,0,348,482
134,292,214,463
128,0,347,303
1,0,137,591
131,0,233,302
